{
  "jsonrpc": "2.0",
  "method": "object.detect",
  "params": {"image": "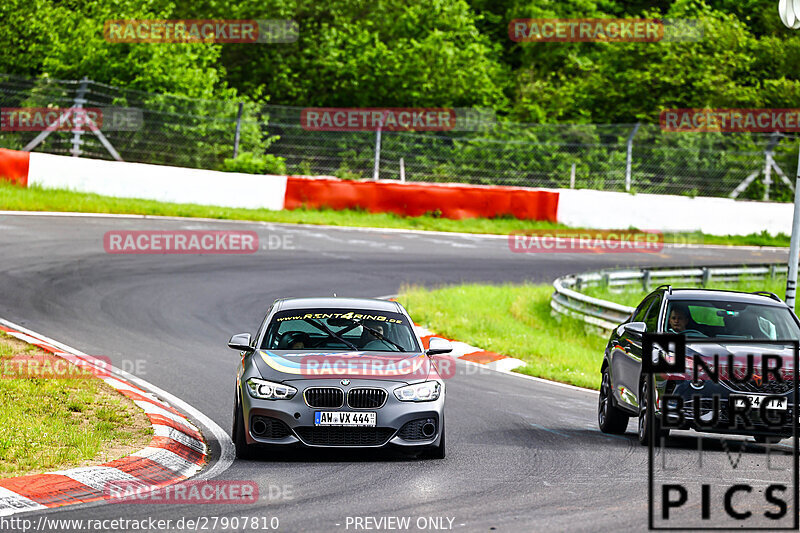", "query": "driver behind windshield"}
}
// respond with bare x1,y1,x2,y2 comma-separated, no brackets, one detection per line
667,305,691,334
360,320,386,348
